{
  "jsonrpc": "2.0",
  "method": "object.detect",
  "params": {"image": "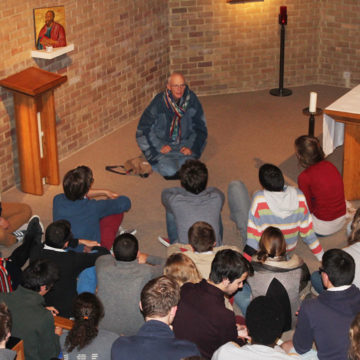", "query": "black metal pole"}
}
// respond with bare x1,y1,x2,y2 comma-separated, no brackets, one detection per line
308,114,315,136
279,24,285,91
